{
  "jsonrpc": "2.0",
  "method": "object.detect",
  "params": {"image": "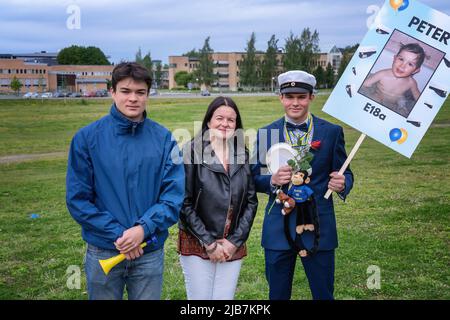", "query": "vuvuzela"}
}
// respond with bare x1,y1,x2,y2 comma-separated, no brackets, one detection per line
99,242,148,275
